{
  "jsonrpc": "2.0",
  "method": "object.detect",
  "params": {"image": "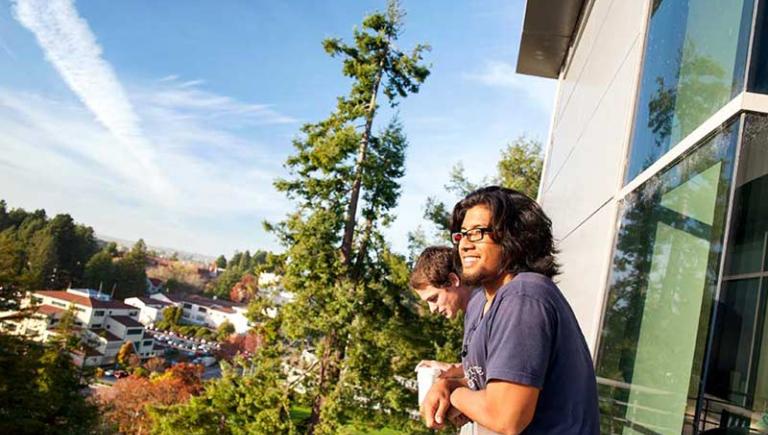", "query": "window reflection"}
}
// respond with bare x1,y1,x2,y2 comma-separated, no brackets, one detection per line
596,119,738,434
625,0,753,183
701,114,768,433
